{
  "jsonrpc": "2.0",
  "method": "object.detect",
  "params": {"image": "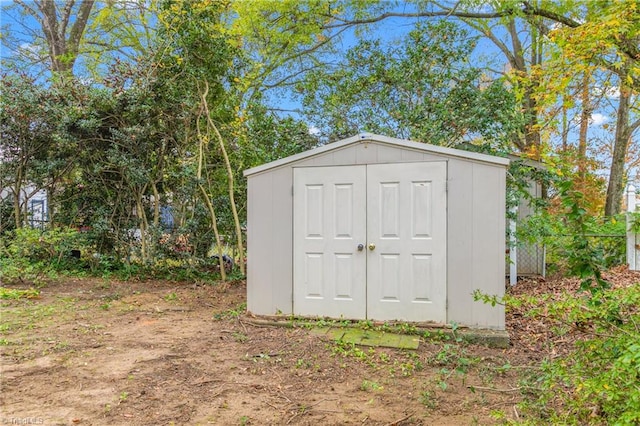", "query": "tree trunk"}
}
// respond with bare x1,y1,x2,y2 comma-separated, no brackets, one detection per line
12,187,22,230
577,70,591,179
13,161,26,229
522,86,542,157
201,81,246,276
196,101,227,281
151,181,160,227
508,19,541,156
604,76,632,216
461,18,543,155
32,0,95,74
